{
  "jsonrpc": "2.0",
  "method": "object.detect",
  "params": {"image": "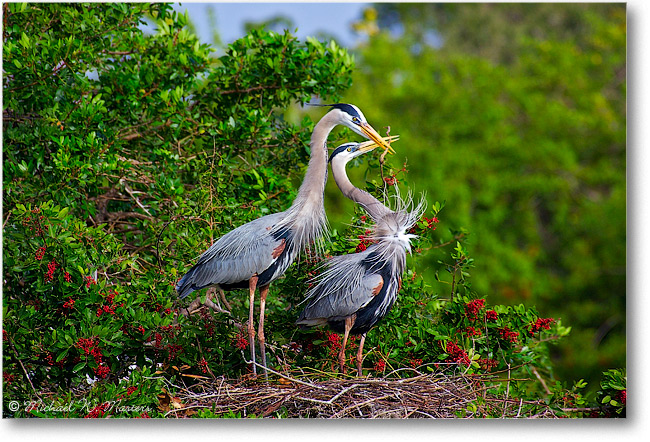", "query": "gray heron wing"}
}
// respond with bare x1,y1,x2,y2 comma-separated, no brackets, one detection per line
297,251,384,324
177,211,290,296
